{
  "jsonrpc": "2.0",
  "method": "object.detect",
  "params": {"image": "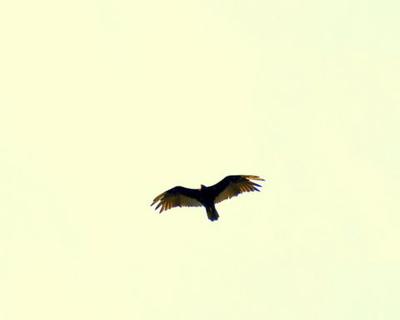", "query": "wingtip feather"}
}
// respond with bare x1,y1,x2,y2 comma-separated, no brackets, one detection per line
245,175,265,181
